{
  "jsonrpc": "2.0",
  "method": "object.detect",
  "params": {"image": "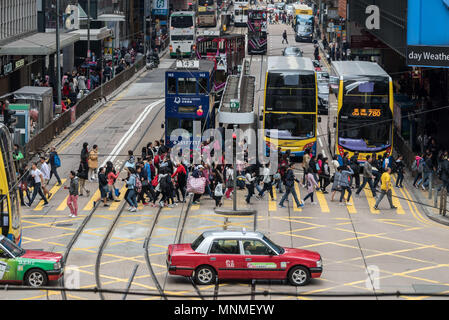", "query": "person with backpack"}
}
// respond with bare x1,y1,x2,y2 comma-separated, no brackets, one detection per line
412,153,424,188
339,165,354,206
308,155,319,183
279,163,301,209
256,163,274,201
417,153,434,190
48,146,62,185
135,165,147,205
316,153,324,189
93,167,109,207
172,162,187,203
125,167,138,212
159,166,175,207
321,157,331,194
77,159,90,196
331,166,342,201
299,167,319,206
355,155,377,198
395,155,405,188
245,168,256,205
